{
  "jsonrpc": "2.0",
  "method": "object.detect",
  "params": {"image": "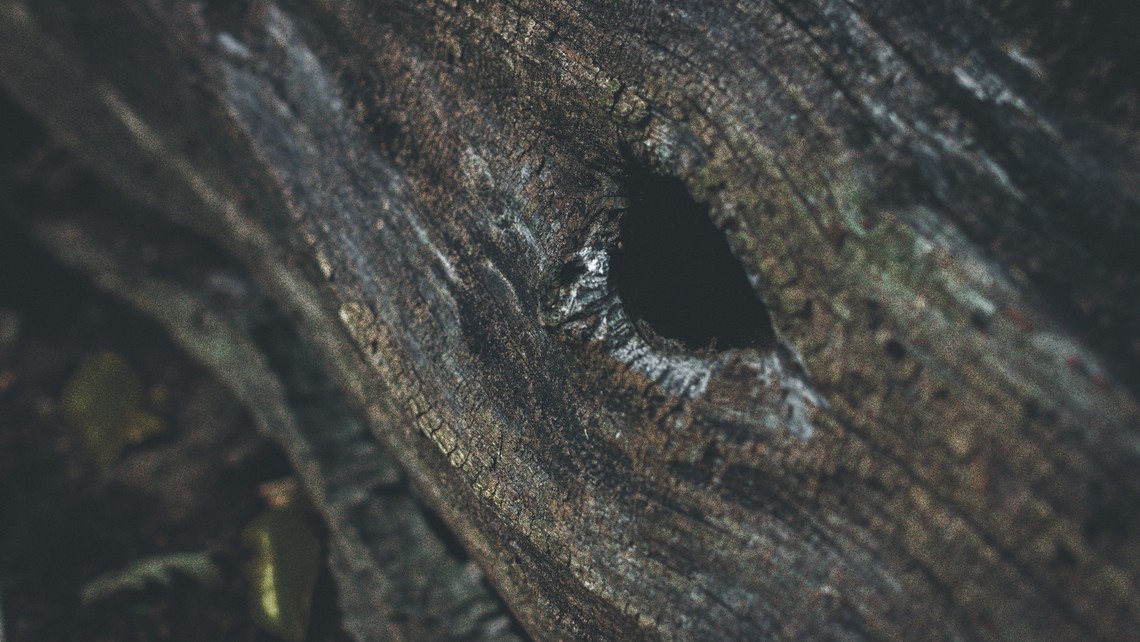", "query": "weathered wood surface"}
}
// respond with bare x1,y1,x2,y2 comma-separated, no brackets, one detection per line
2,0,1139,639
